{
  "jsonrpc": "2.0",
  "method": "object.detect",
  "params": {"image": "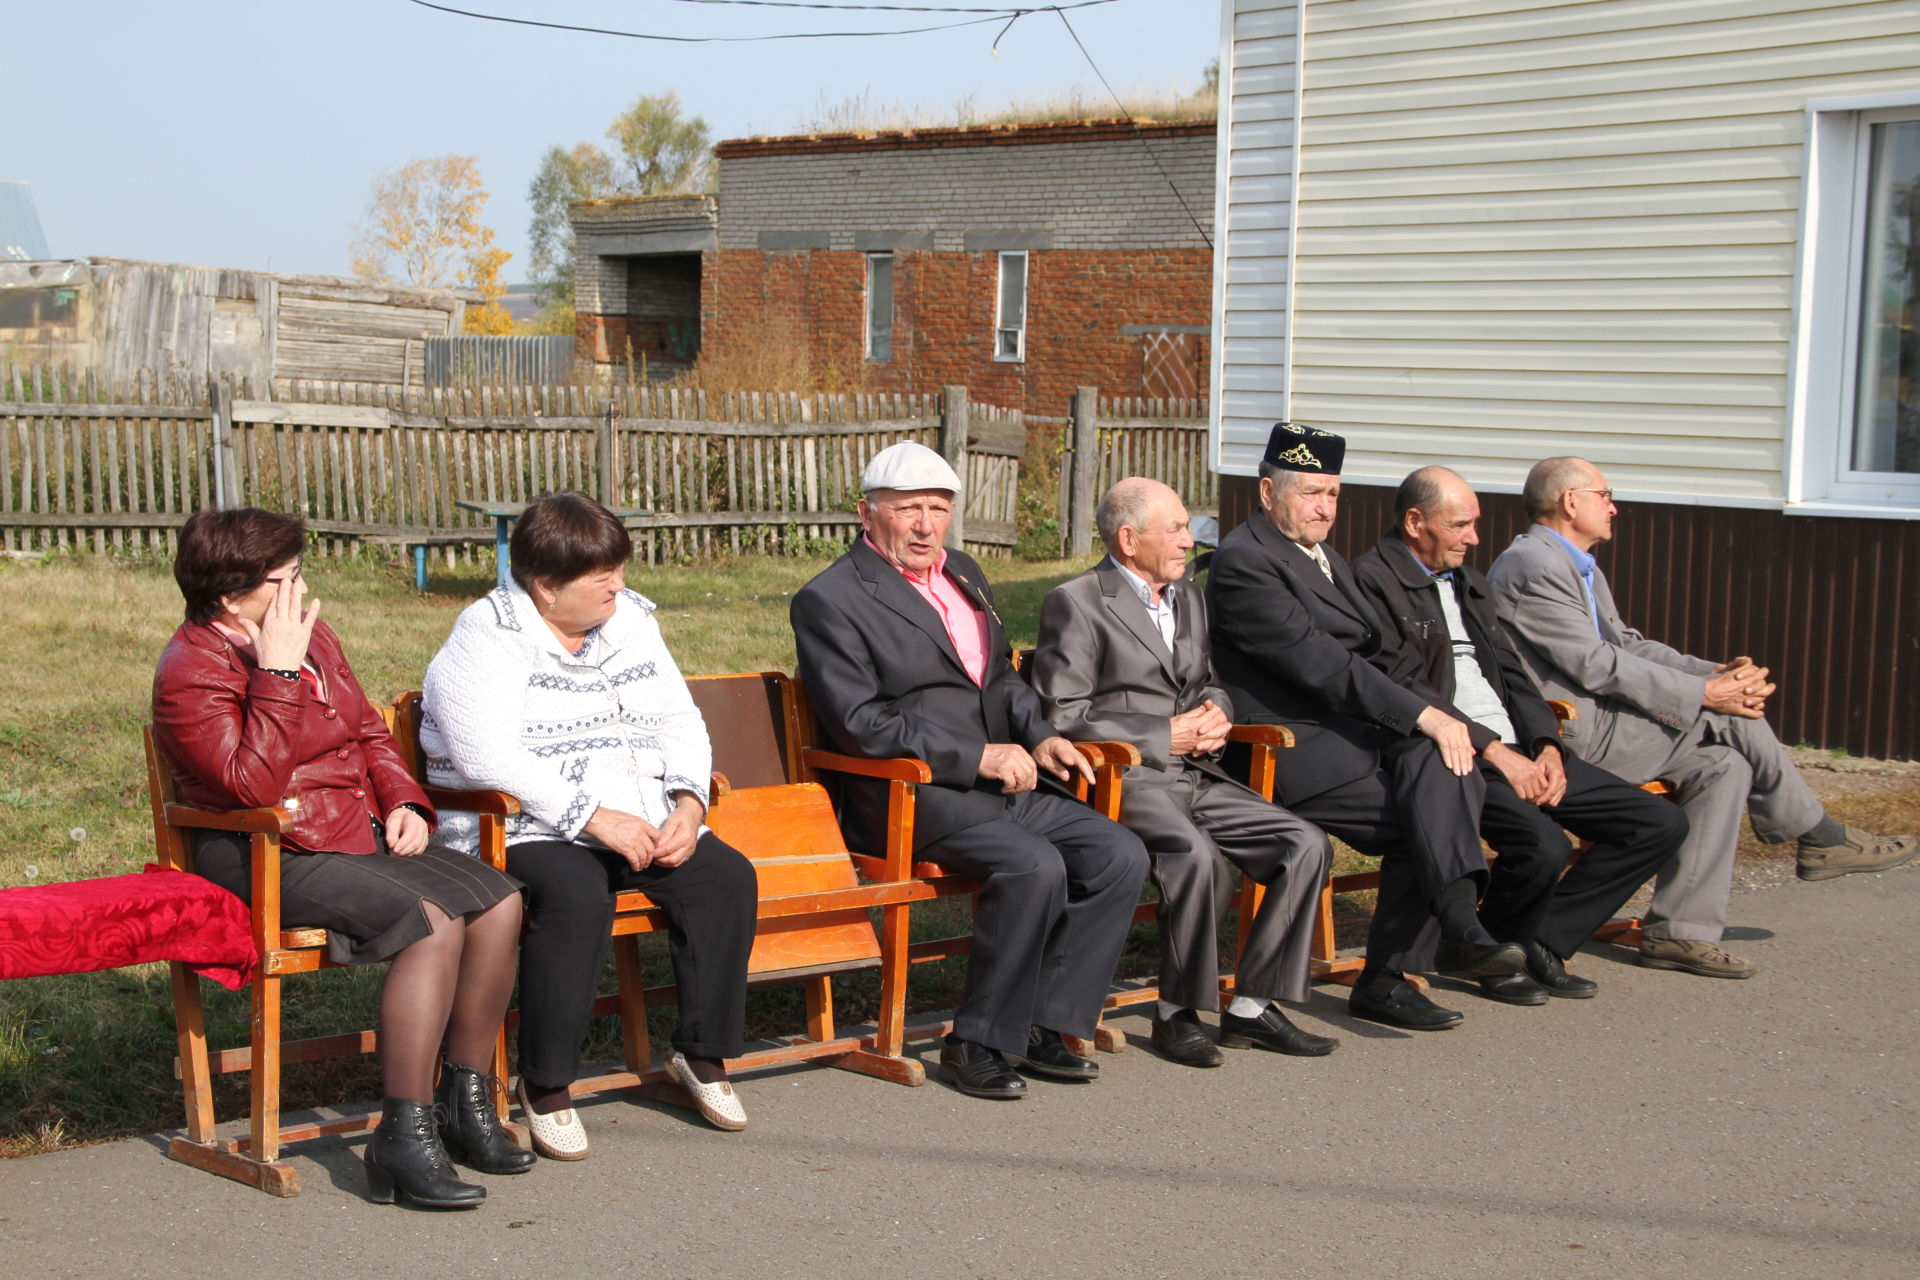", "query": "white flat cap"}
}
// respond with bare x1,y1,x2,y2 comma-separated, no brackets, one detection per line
860,441,964,495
